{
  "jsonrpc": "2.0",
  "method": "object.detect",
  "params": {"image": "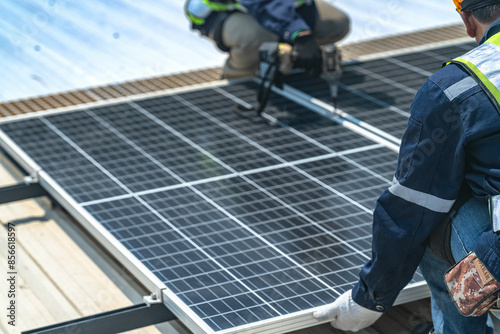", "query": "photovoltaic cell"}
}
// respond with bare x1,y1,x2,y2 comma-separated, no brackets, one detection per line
285,41,477,140
0,42,466,333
